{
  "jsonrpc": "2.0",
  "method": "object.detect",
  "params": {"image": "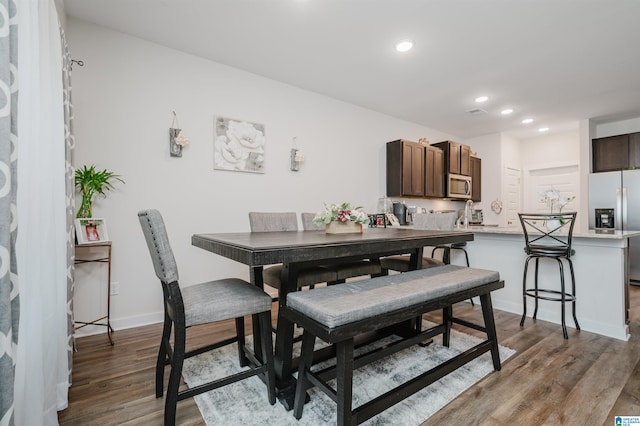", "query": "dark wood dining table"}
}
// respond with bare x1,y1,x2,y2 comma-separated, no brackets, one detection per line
192,227,474,409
